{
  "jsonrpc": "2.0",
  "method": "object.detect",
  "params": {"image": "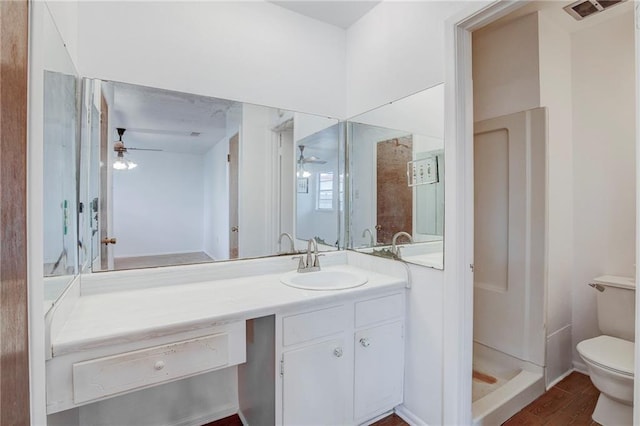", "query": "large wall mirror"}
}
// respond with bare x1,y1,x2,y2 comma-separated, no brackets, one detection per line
43,5,80,311
79,79,341,273
348,84,444,269
295,122,344,249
